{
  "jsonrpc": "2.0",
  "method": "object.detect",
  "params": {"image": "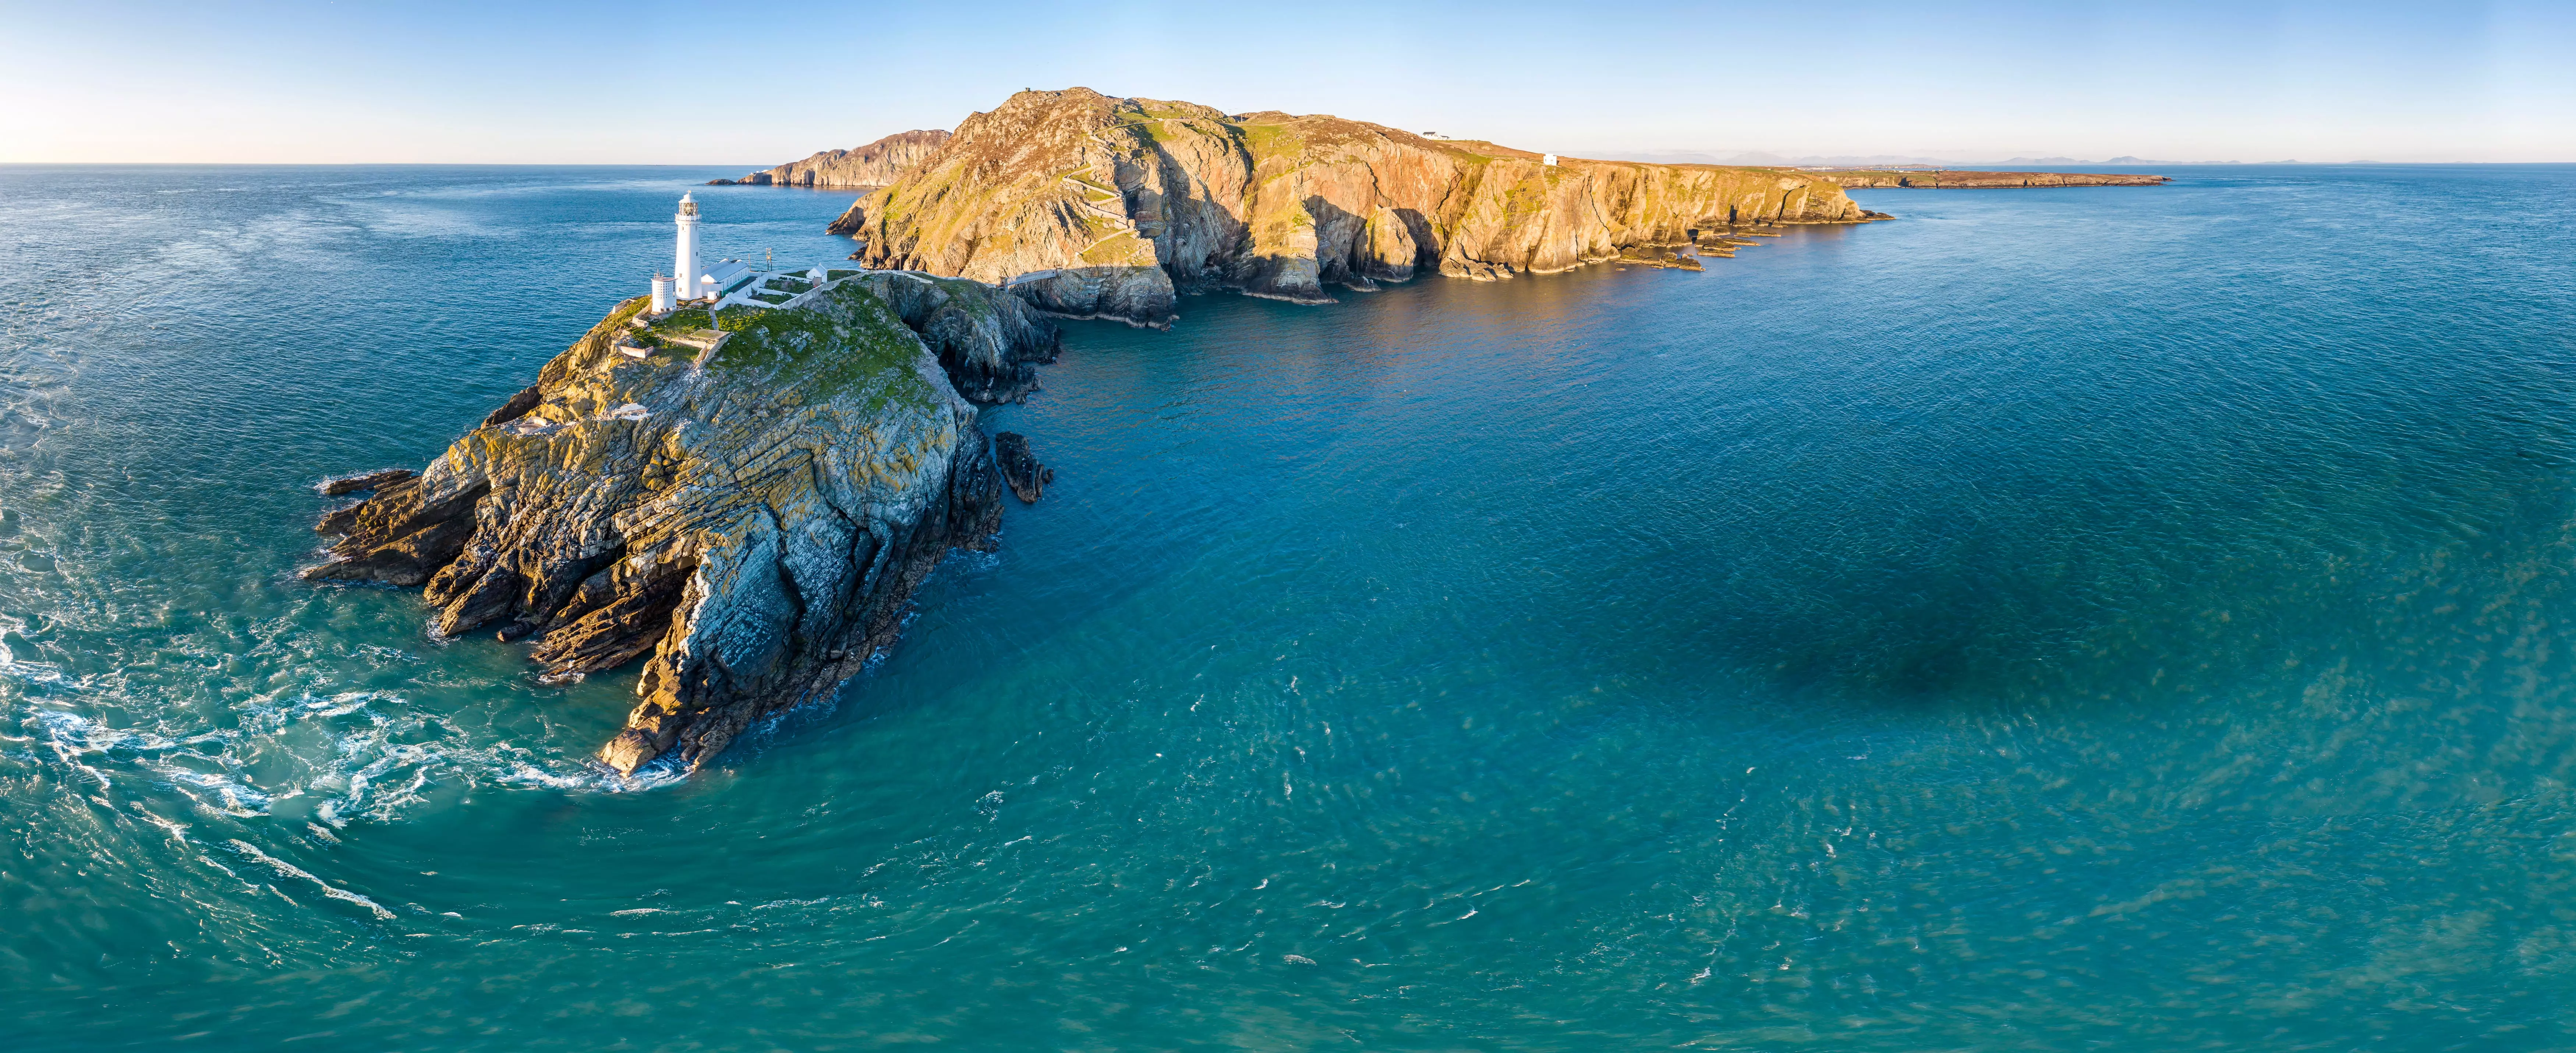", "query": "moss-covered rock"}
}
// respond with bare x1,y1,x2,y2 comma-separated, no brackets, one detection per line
840,272,1060,404
304,283,1006,774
